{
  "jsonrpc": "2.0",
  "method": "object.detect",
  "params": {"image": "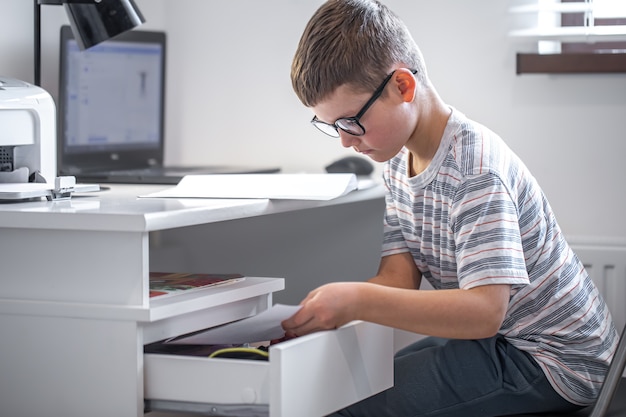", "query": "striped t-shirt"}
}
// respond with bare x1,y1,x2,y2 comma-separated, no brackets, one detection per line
381,108,618,405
